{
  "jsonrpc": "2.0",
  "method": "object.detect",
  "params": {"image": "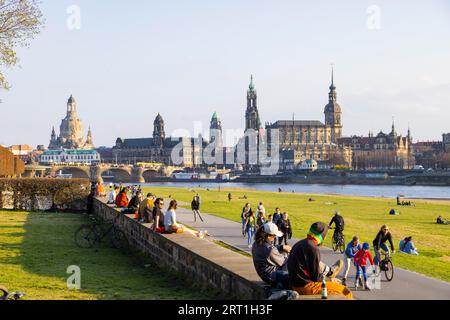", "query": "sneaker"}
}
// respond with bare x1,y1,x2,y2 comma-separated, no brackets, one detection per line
364,282,371,291
327,260,344,278
354,281,359,289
